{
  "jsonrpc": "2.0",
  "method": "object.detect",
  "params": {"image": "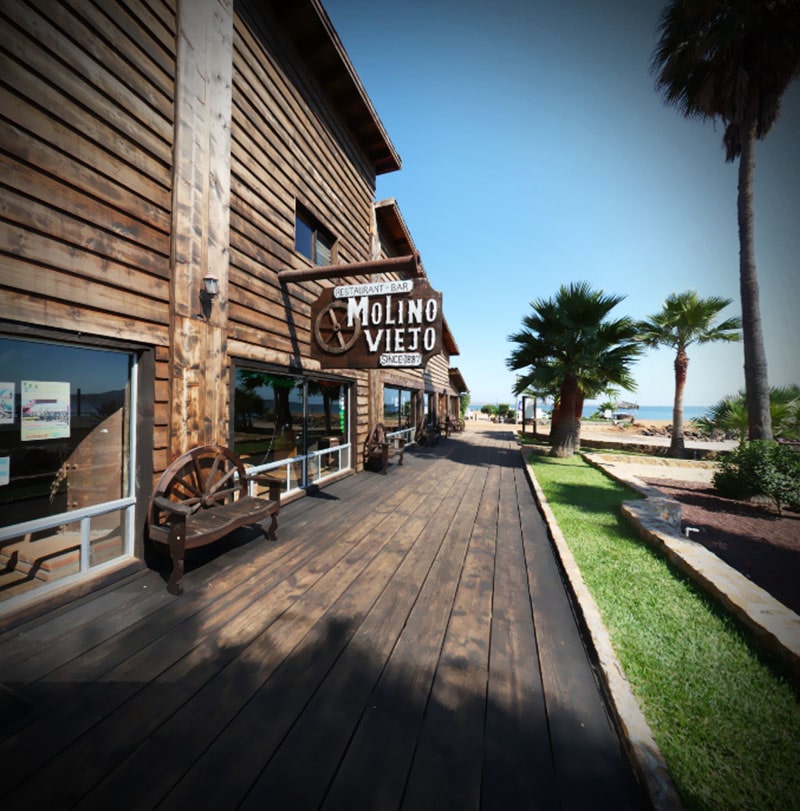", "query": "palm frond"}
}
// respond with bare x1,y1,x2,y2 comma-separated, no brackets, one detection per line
651,0,800,159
